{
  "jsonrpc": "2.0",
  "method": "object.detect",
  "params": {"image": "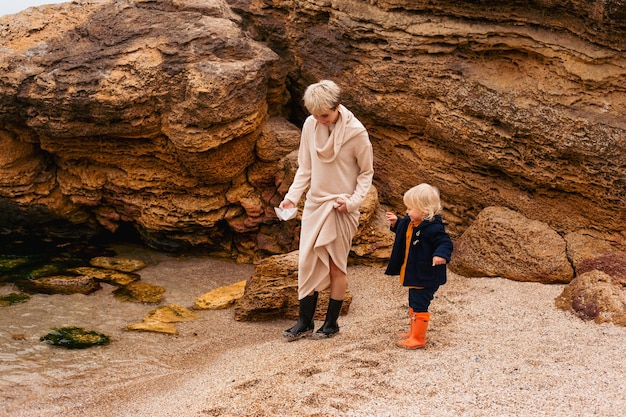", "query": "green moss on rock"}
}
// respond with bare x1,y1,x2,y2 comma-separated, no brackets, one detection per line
40,326,111,349
0,292,30,306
